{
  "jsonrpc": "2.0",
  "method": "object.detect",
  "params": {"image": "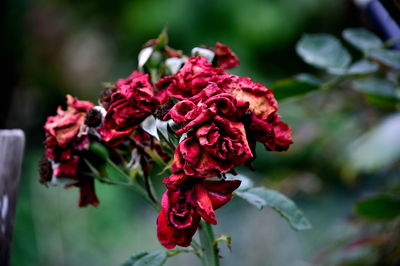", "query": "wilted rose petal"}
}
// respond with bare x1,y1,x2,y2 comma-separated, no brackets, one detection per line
157,178,240,249
214,42,240,70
